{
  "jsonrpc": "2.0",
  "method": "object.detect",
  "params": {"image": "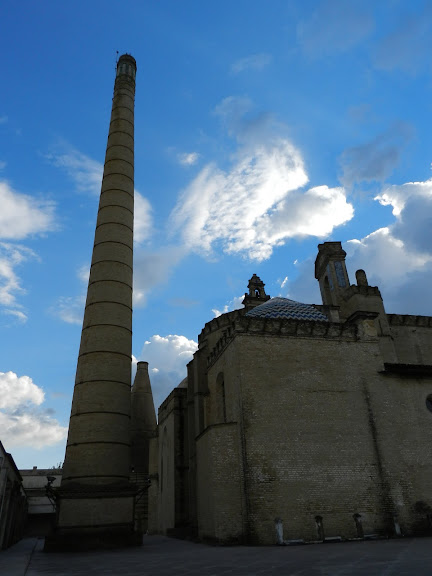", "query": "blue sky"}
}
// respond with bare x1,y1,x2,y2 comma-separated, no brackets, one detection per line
1,0,432,468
